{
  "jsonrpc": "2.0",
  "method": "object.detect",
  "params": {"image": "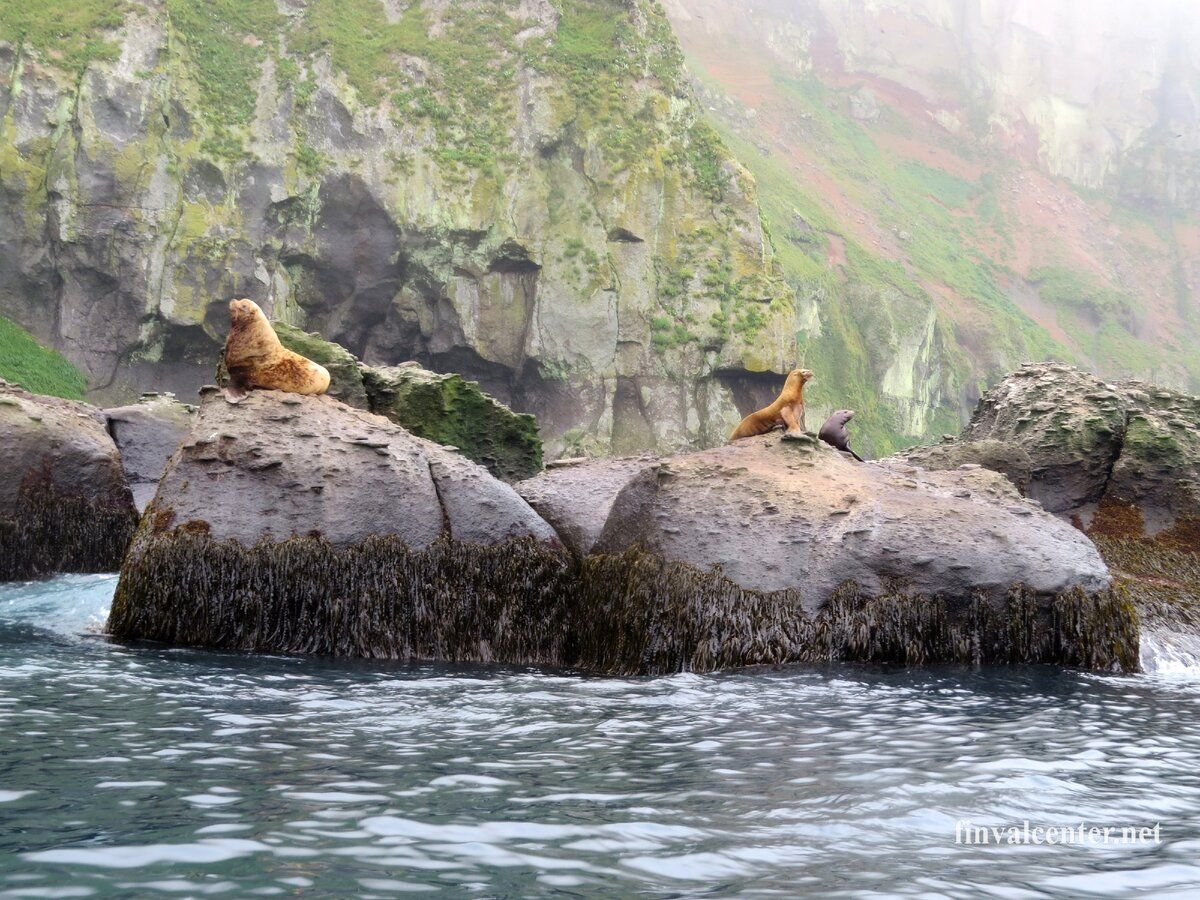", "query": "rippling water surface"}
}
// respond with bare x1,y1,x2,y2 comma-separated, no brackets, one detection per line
3,576,1200,898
